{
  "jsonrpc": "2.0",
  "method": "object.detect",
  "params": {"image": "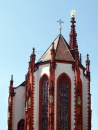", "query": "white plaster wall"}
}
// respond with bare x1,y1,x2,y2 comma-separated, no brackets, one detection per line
80,68,88,130
33,63,89,130
34,64,50,130
13,86,25,130
55,63,75,130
